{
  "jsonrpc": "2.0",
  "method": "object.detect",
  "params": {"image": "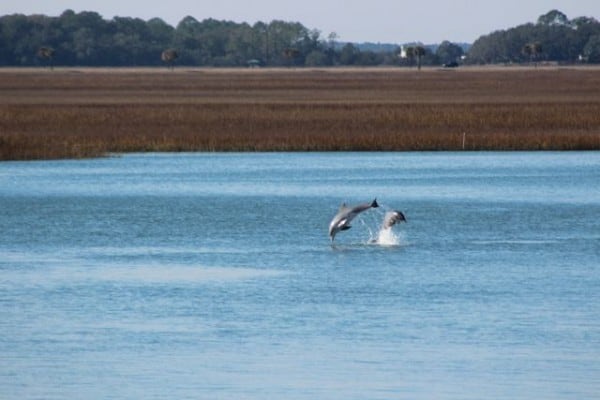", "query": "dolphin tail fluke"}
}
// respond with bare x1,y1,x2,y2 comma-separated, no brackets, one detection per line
371,199,379,208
